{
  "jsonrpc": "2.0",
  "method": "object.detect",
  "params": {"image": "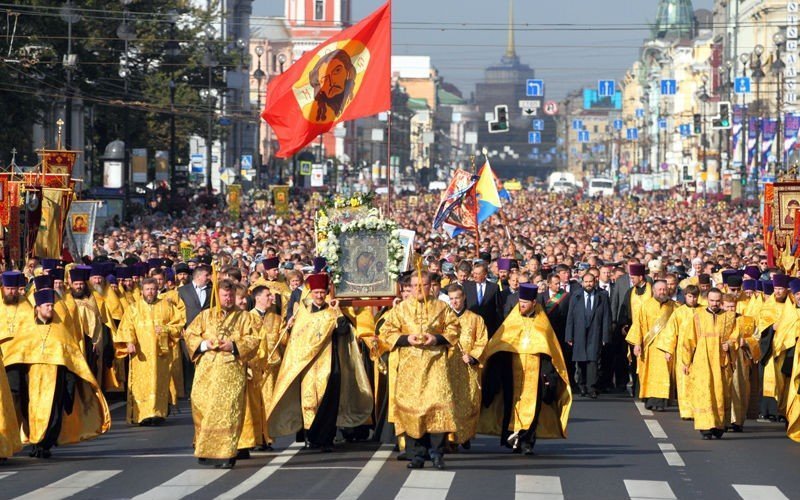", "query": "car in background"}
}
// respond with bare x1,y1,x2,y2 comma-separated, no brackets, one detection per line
587,177,615,197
